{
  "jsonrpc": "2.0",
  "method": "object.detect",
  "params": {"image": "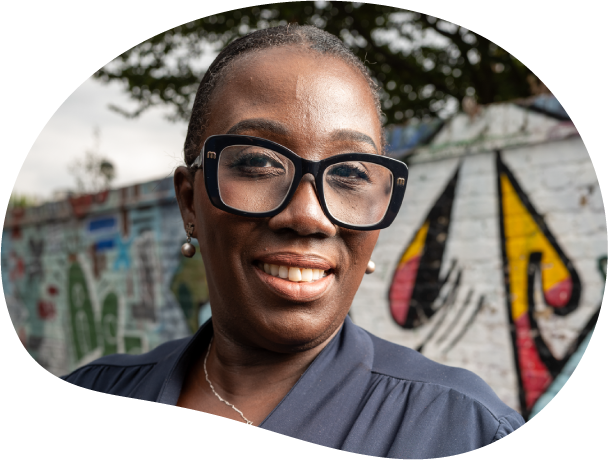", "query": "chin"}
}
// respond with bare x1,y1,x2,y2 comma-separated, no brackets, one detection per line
253,309,347,352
